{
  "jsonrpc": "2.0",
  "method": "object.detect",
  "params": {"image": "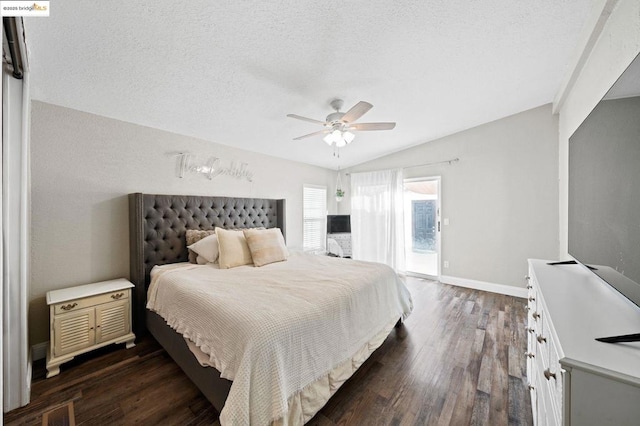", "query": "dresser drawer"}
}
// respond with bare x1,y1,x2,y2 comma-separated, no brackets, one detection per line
53,289,129,315
546,334,564,421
